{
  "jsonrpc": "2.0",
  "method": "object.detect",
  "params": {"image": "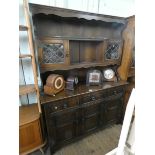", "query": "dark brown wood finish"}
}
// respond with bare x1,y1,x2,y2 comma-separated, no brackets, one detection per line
41,82,127,154
28,4,132,155
40,81,127,104
30,3,126,73
29,3,126,24
37,38,124,72
32,13,123,39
